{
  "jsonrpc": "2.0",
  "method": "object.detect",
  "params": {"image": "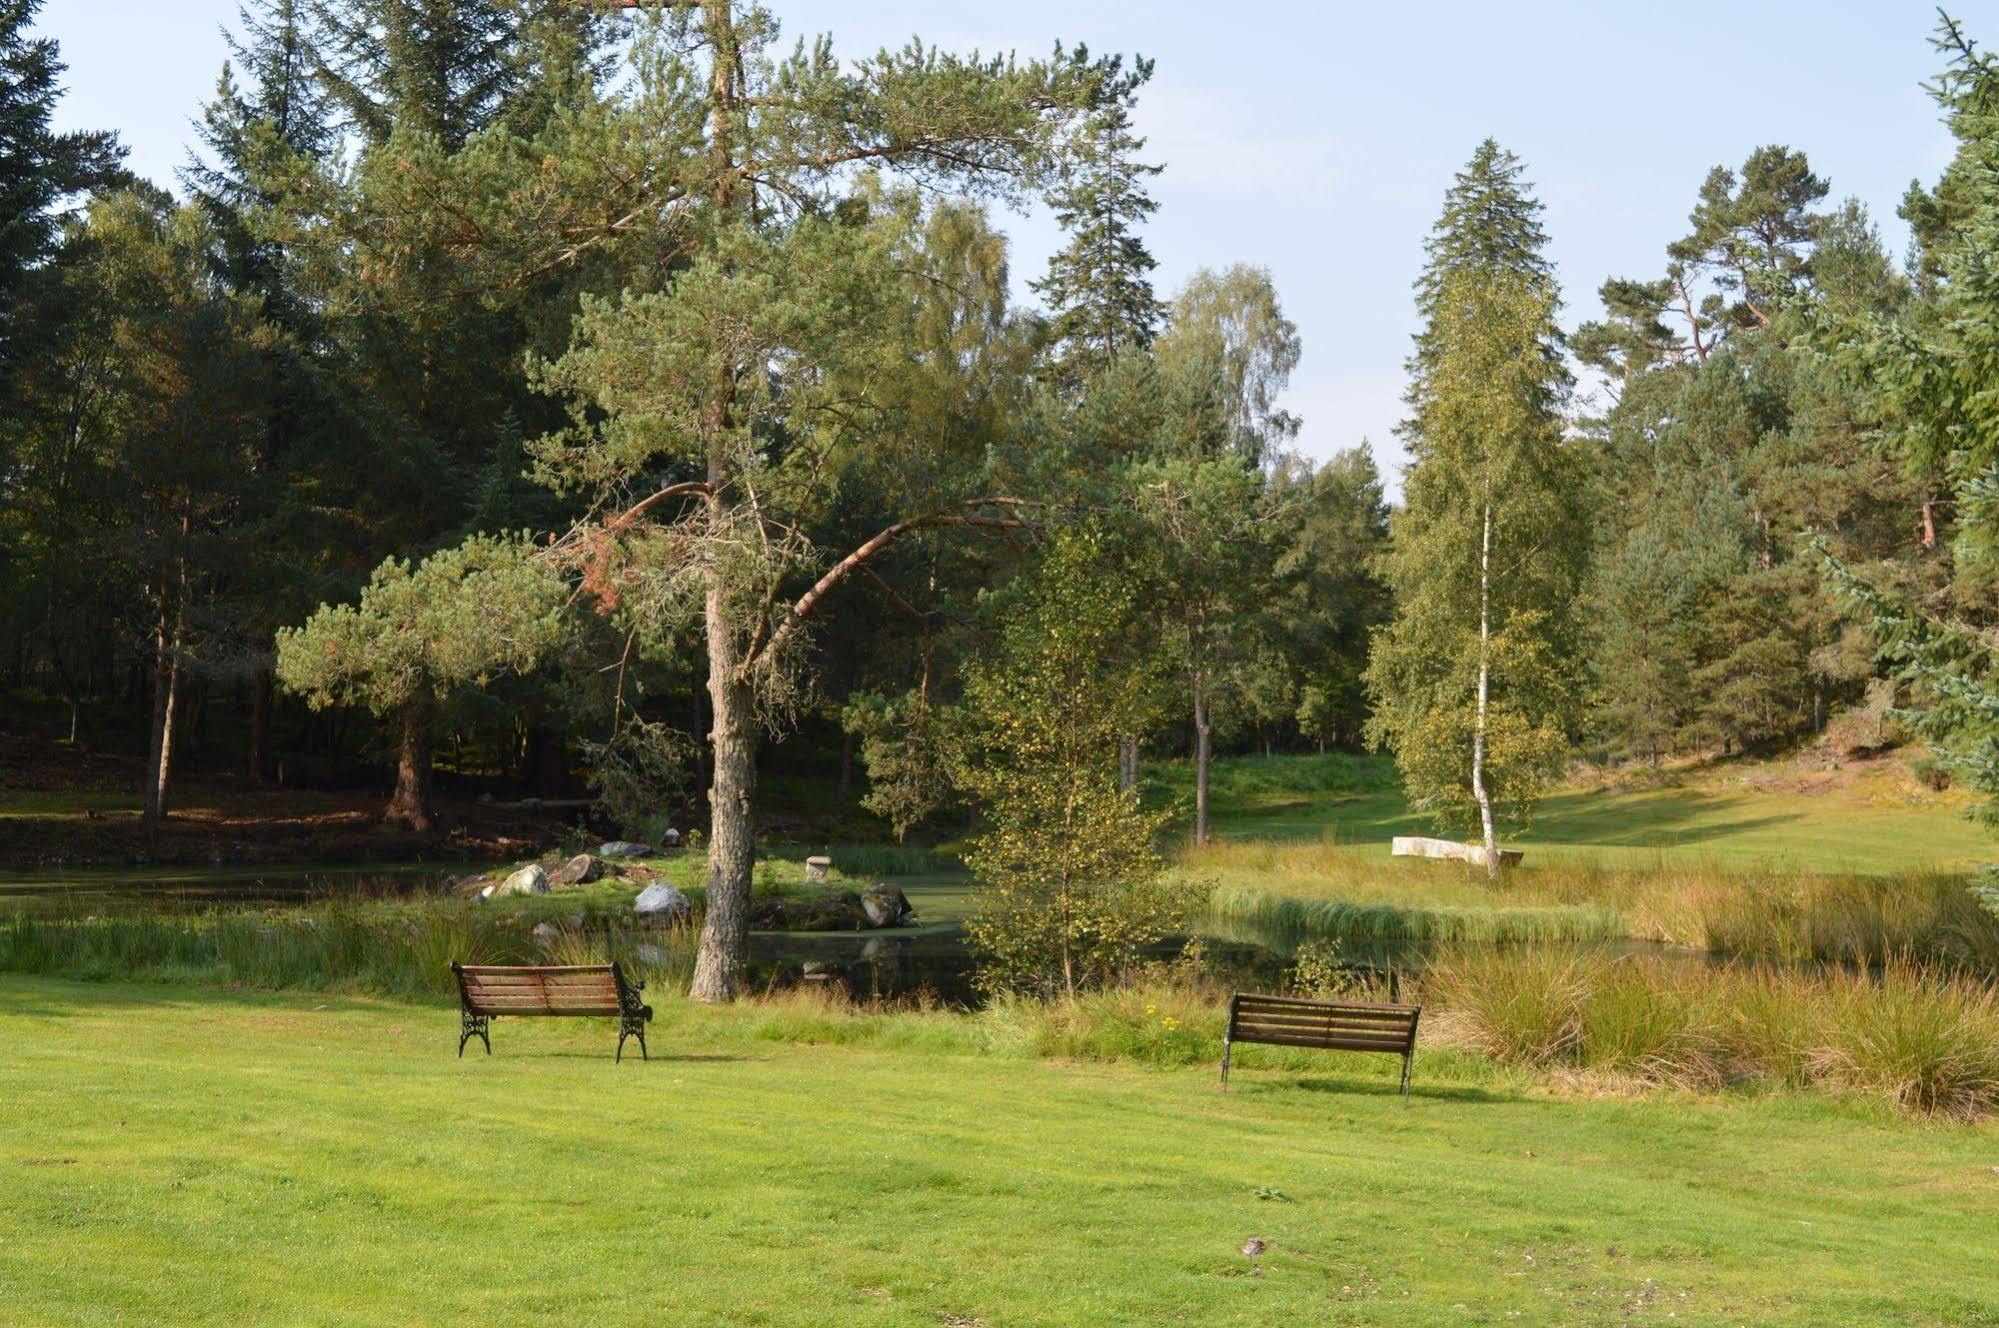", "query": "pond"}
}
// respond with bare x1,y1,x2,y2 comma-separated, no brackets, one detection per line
0,862,1709,1005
